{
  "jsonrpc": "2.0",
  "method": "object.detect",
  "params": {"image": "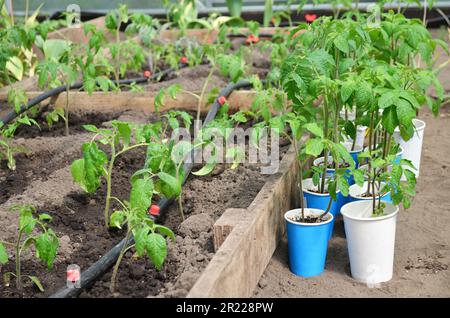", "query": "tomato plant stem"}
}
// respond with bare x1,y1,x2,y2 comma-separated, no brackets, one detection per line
15,229,23,290
197,66,215,127
110,229,133,294
320,97,329,194
104,146,116,229
64,84,70,136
